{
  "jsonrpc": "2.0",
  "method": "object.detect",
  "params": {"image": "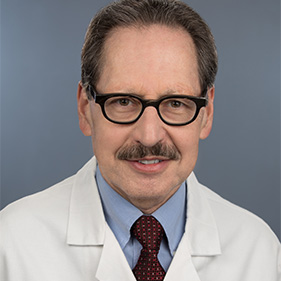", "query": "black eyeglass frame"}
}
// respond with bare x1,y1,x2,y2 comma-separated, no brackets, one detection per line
88,85,208,126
